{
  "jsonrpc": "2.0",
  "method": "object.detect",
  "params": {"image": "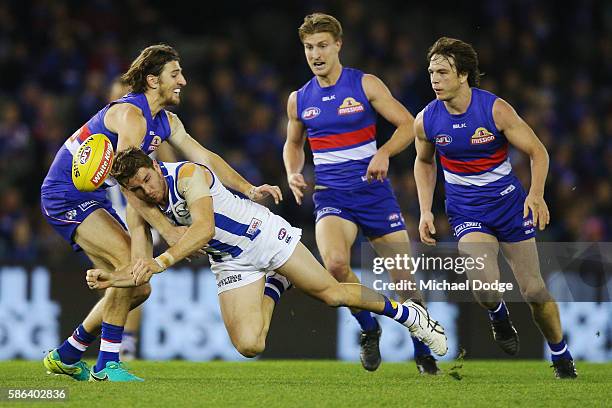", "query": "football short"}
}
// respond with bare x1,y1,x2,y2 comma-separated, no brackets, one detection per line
41,189,126,252
211,213,302,294
312,179,406,238
446,187,536,242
